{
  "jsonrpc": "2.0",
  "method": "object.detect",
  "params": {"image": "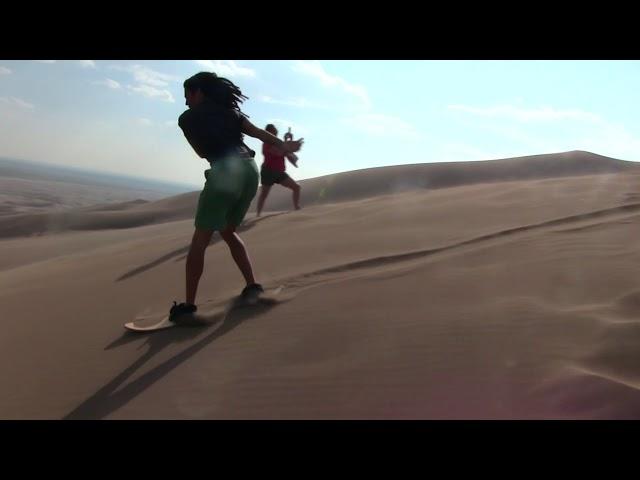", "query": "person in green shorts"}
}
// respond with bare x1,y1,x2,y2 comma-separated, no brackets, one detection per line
170,71,303,321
